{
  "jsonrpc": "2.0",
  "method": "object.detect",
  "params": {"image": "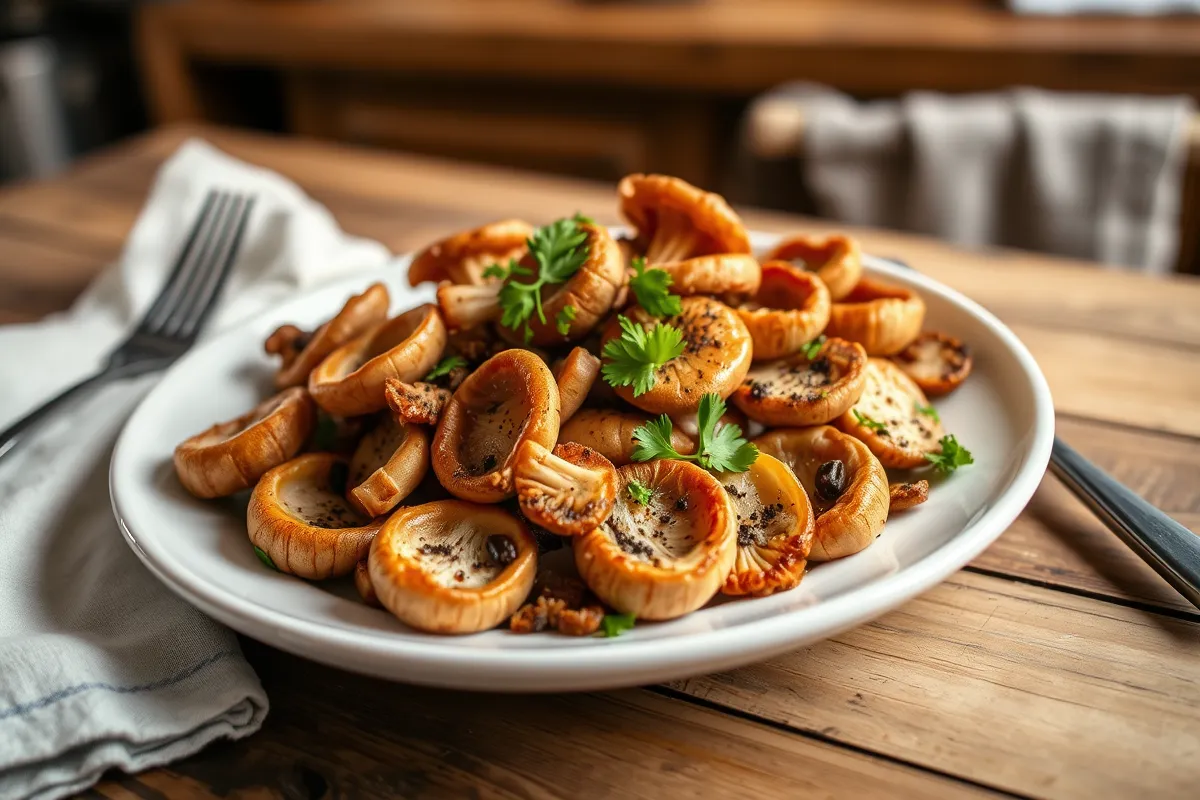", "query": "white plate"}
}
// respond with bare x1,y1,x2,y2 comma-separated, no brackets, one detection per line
110,237,1054,691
